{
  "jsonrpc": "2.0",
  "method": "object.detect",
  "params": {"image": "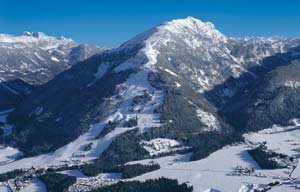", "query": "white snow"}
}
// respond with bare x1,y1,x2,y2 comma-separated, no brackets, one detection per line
0,32,74,50
111,32,165,133
114,55,146,72
0,146,23,165
69,173,121,192
118,16,253,94
133,144,269,192
0,186,10,192
174,81,181,87
237,37,300,68
93,63,109,80
111,69,163,133
140,138,186,156
87,62,109,87
0,17,299,192
20,178,46,192
162,16,228,43
132,142,300,192
0,116,132,173
51,56,60,62
161,68,179,77
34,52,45,61
202,189,221,192
122,119,300,192
59,169,87,178
284,81,300,89
208,189,224,192
126,153,192,167
196,108,221,131
0,19,164,174
244,119,300,157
